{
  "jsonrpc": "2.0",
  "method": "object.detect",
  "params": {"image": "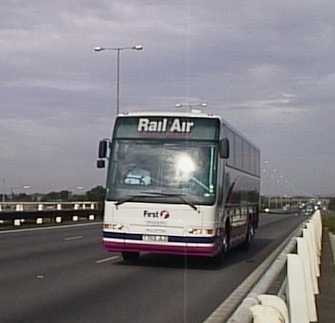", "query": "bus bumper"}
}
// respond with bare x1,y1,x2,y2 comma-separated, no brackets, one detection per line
103,233,220,257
